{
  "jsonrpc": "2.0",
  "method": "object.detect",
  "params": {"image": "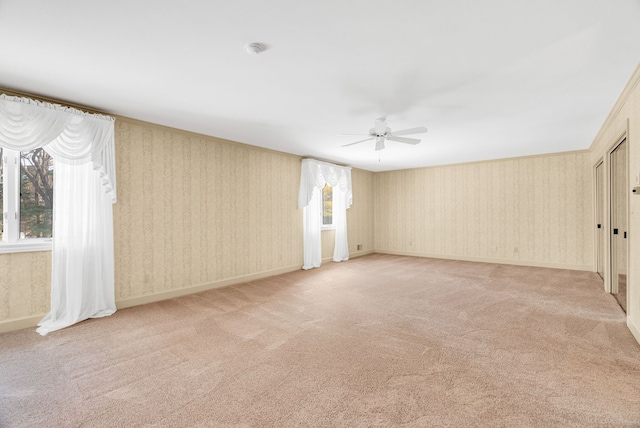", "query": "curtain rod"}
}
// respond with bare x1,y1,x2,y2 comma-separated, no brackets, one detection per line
301,158,351,169
0,87,107,116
